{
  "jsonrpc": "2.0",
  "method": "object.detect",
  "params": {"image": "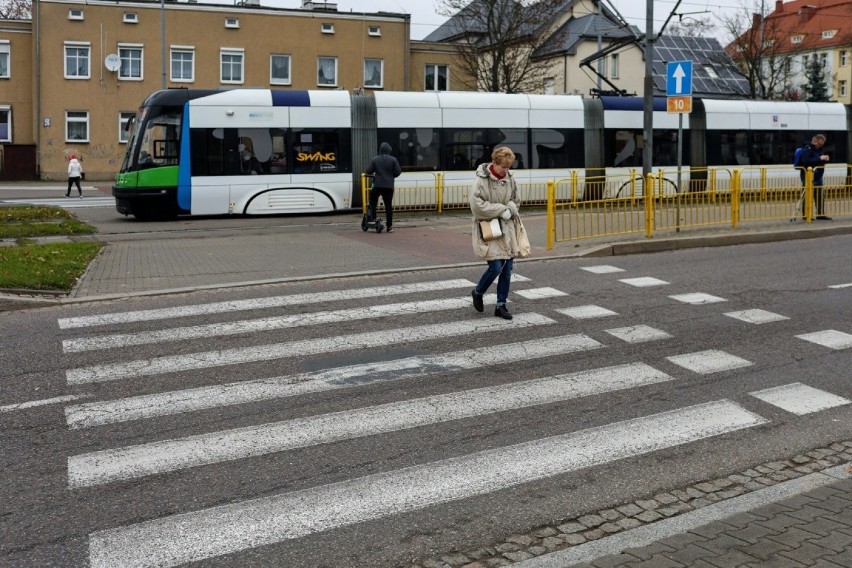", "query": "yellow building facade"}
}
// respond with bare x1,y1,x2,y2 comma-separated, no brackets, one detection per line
1,0,467,181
